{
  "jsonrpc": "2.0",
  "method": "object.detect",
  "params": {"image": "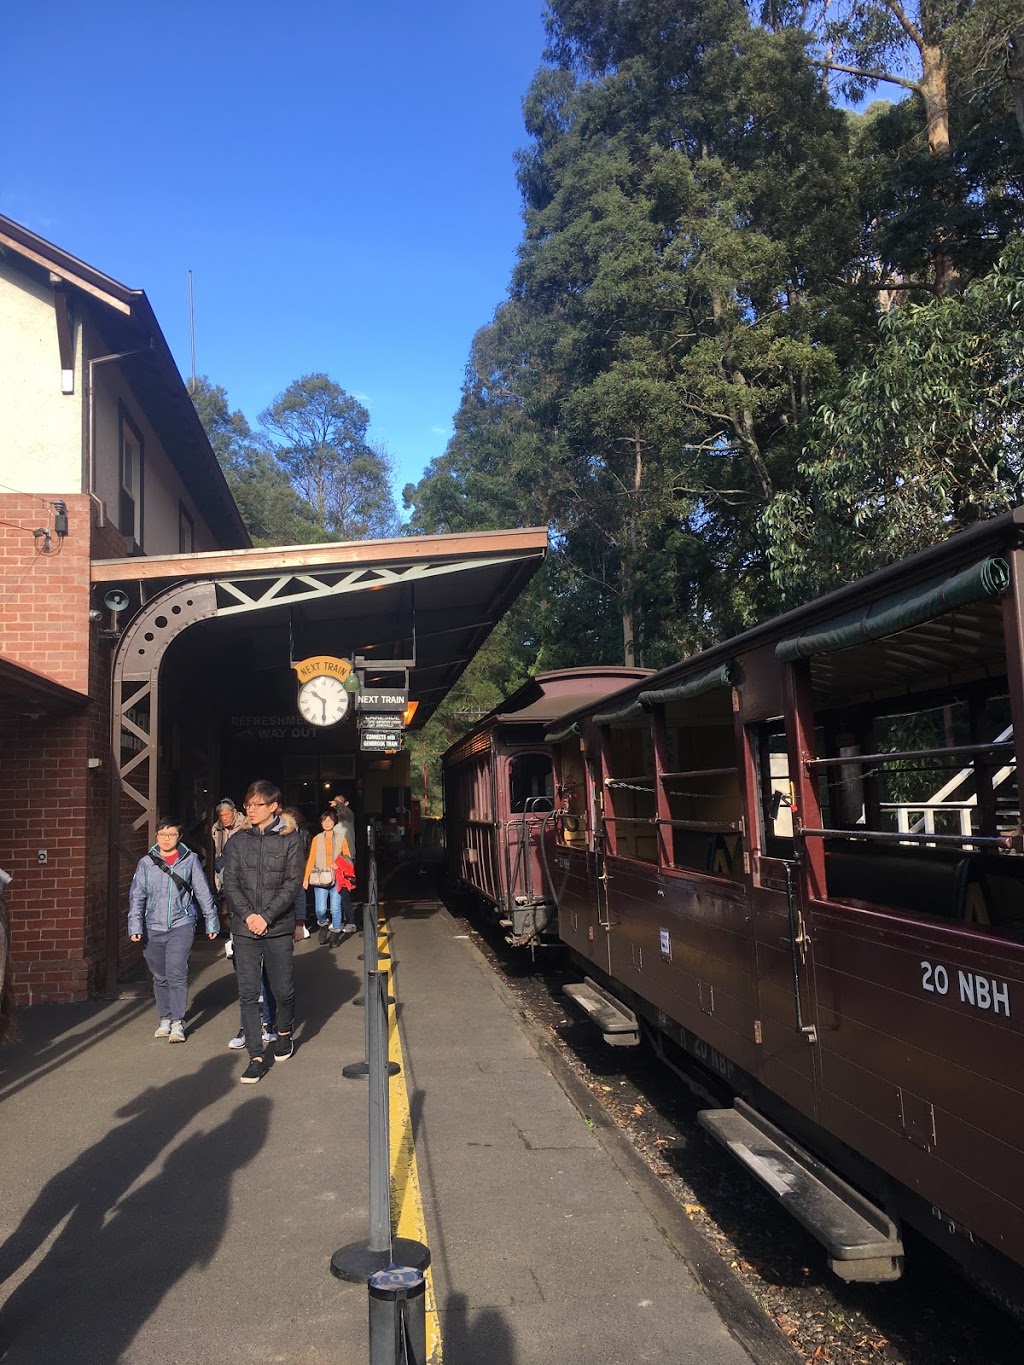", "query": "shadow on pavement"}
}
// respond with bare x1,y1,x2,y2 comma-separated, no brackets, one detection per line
441,1290,519,1365
0,998,151,1105
0,1054,265,1363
